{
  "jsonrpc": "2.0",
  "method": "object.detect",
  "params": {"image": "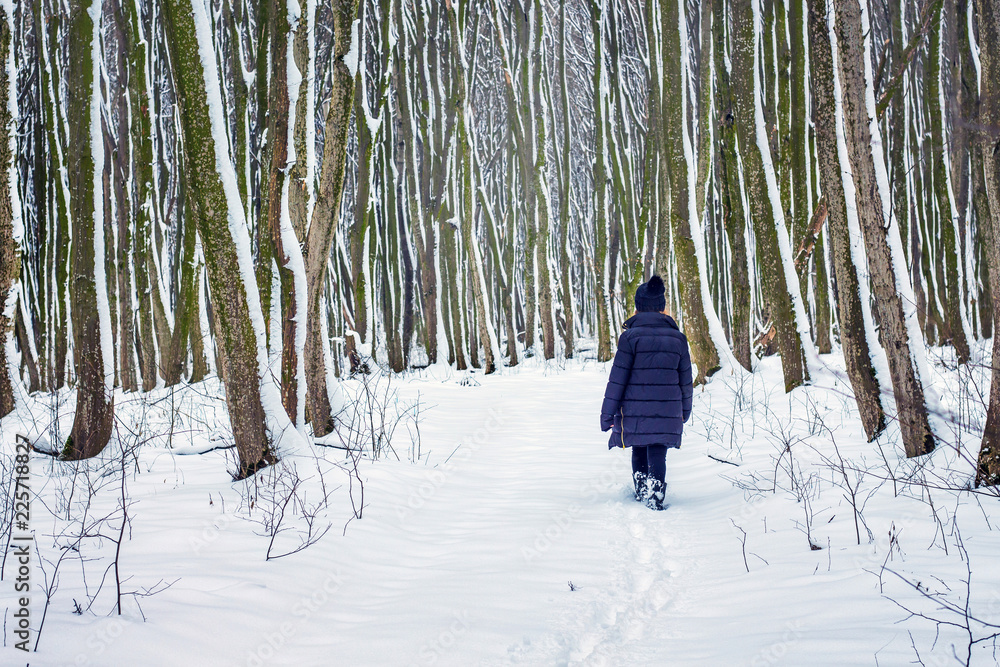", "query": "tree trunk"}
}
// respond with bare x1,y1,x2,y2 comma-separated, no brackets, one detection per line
110,0,137,393
807,0,886,441
350,46,372,371
302,0,358,436
395,0,436,368
593,0,612,362
974,0,1000,486
162,0,273,476
833,0,934,458
264,0,306,426
926,7,971,364
65,0,115,459
731,0,808,392
446,0,499,373
123,0,159,392
973,153,993,340
714,0,752,371
0,5,16,418
662,0,719,384
558,0,574,359
790,0,830,353
164,198,201,386
527,1,556,361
